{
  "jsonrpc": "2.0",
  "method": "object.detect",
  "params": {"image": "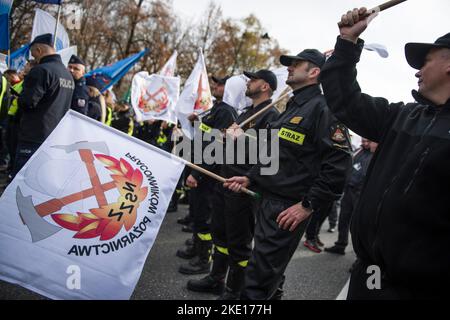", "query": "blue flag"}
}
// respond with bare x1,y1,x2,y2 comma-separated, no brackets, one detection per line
0,0,13,50
7,44,30,71
32,0,63,4
86,49,149,93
